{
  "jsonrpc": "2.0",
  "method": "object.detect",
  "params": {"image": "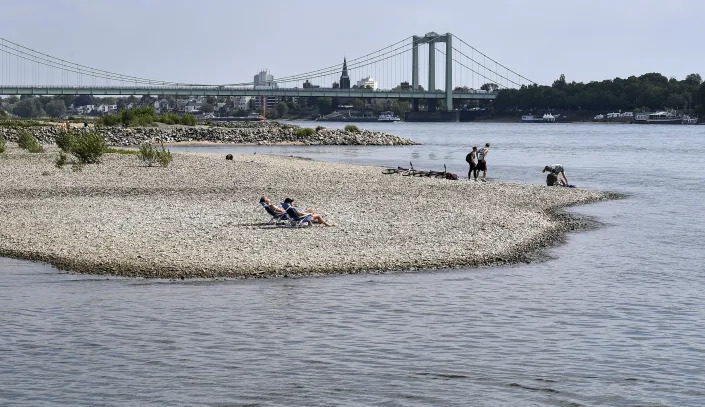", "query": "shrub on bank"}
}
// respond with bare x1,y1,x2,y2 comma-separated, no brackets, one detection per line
17,130,44,153
137,142,173,167
54,131,75,152
0,137,6,153
55,151,68,168
295,127,316,137
344,124,360,133
180,114,197,126
70,131,107,164
315,125,325,132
